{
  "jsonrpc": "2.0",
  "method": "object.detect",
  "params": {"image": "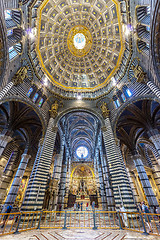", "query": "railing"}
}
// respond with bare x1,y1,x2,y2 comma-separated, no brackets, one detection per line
0,210,160,236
